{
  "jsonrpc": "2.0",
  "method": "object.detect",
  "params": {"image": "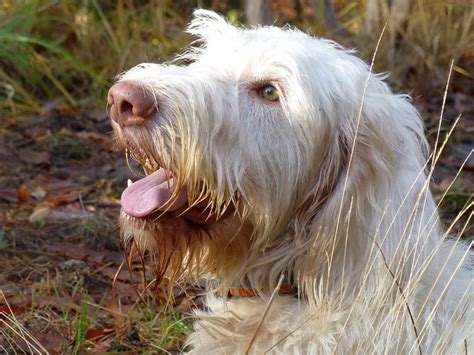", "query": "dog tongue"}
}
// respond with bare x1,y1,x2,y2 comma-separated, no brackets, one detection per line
121,168,187,218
